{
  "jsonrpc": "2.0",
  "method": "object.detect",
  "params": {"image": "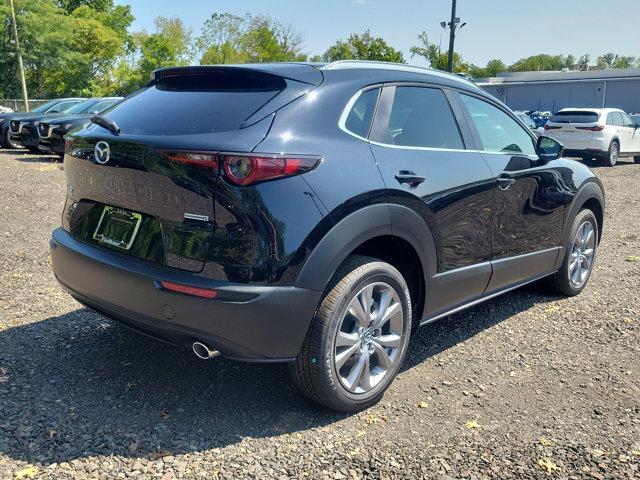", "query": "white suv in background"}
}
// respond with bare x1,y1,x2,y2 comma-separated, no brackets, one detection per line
544,108,640,166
